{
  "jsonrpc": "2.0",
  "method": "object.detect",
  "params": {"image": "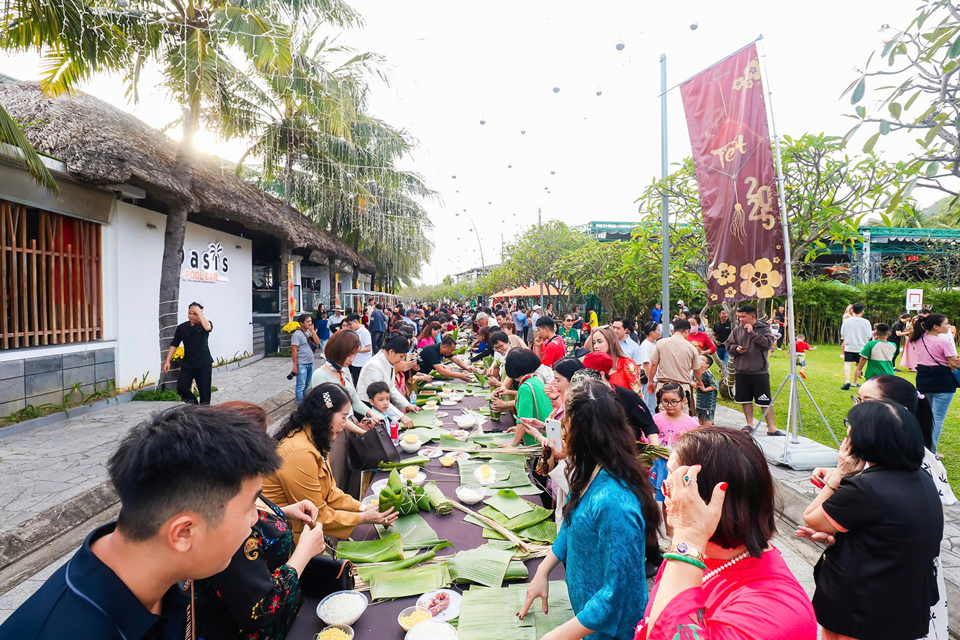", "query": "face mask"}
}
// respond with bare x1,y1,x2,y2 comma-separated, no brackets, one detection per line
690,327,699,334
